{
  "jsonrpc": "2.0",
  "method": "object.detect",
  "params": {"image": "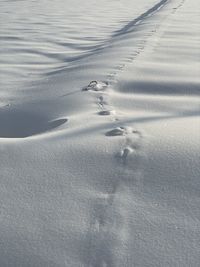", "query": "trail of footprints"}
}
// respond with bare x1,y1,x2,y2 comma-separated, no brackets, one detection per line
105,0,185,85
82,80,143,266
81,2,186,264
